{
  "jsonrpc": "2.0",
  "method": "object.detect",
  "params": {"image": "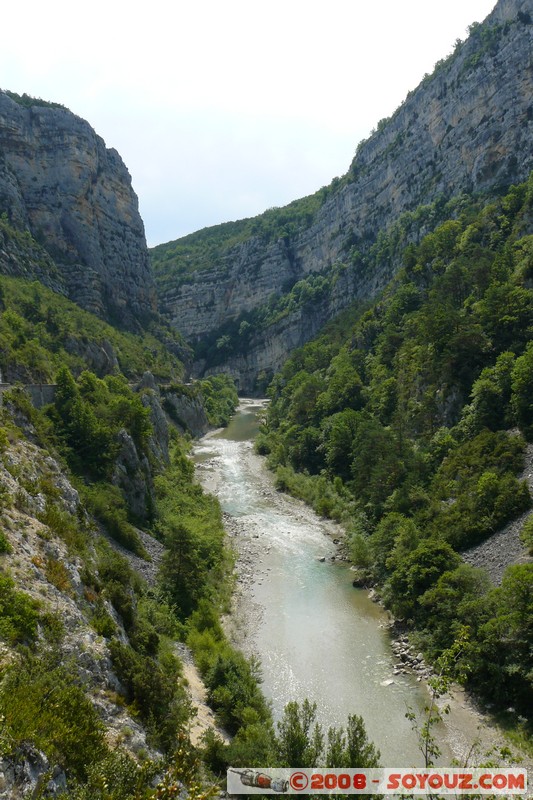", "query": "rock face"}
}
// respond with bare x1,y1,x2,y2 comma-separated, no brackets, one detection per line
112,376,210,519
112,428,155,521
160,386,210,438
0,91,156,328
156,0,533,392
